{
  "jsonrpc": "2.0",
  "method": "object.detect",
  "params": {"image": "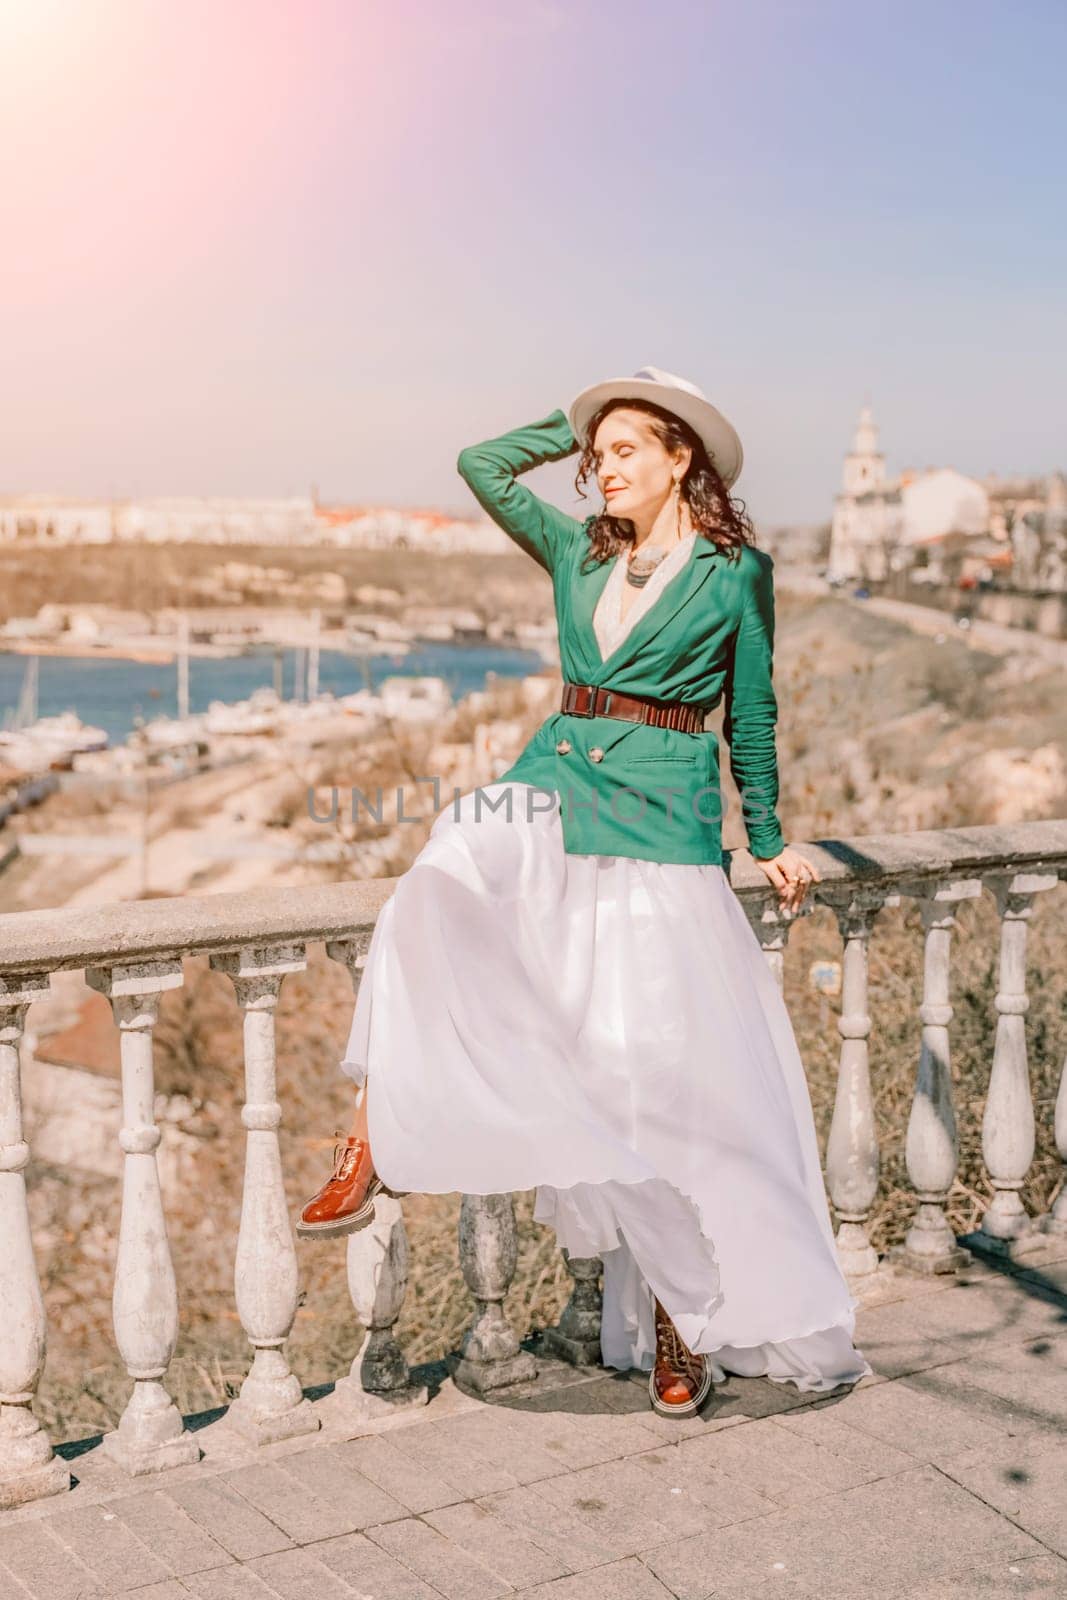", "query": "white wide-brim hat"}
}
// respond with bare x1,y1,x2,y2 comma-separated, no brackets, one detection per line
567,365,744,488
